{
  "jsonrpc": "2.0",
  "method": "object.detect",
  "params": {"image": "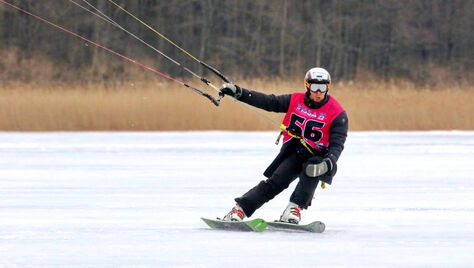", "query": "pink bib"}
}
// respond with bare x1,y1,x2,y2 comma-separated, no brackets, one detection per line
281,93,344,151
